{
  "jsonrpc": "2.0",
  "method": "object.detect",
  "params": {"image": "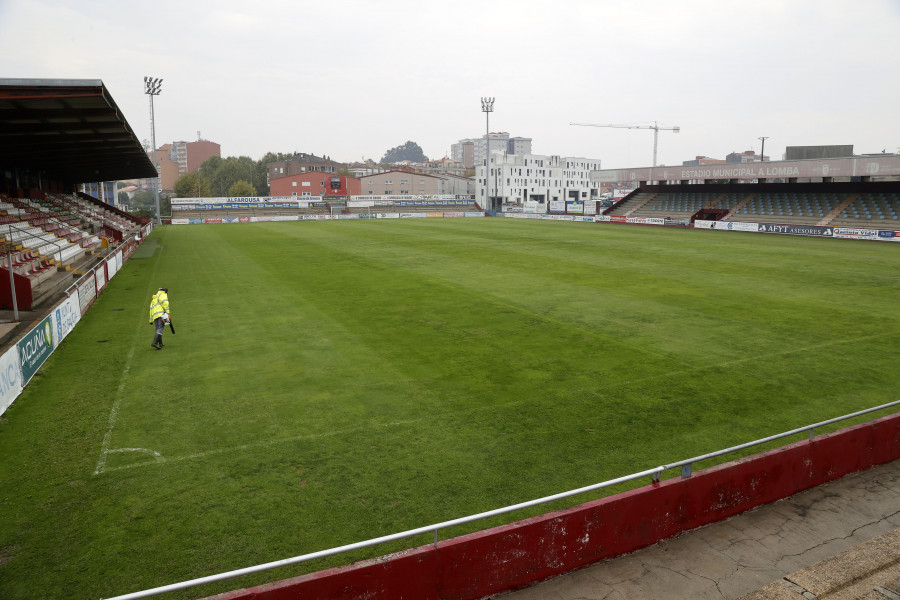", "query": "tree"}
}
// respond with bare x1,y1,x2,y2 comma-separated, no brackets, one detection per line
118,191,130,205
228,180,256,197
129,189,157,210
127,190,170,218
173,172,210,198
196,155,264,197
160,192,172,217
257,151,294,196
190,150,296,198
380,141,427,164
